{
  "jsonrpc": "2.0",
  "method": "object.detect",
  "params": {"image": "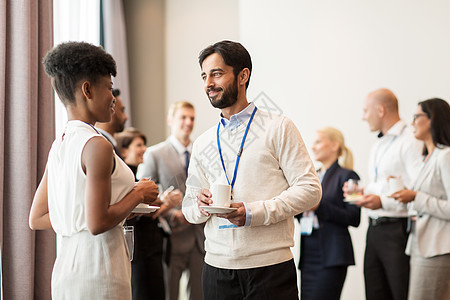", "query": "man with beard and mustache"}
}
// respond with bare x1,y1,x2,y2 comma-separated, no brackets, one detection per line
182,40,322,299
96,88,128,159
